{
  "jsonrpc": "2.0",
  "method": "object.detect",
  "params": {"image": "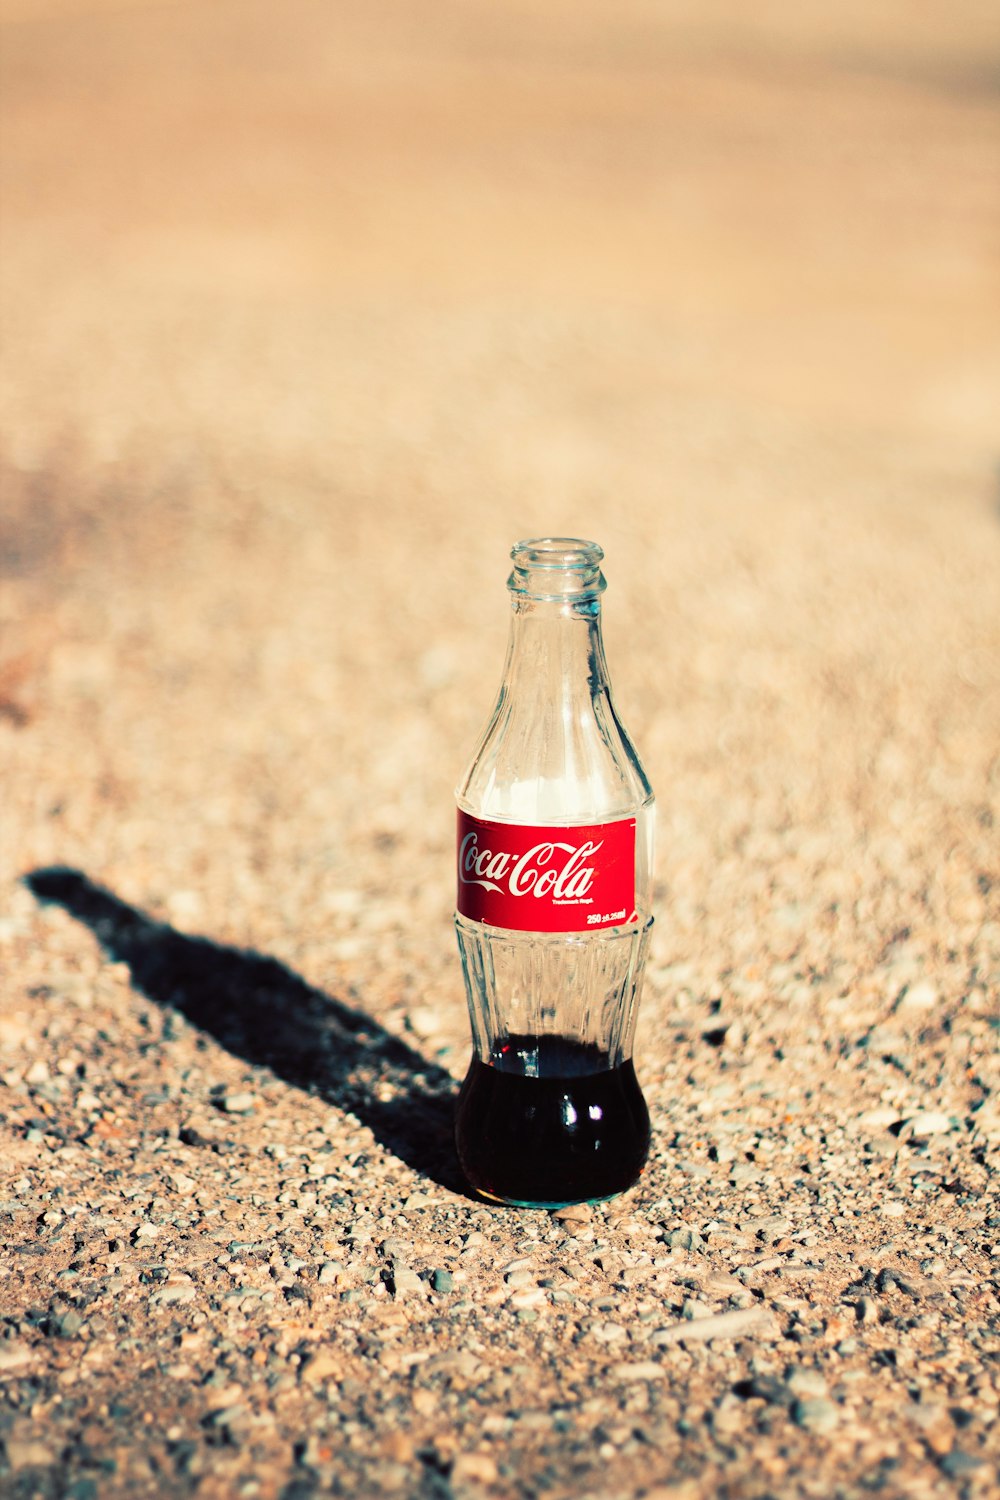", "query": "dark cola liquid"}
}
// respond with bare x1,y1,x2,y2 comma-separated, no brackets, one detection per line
454,1033,650,1207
